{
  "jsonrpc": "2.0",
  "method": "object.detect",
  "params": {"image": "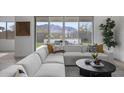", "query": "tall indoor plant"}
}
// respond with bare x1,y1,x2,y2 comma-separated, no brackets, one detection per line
99,18,117,50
